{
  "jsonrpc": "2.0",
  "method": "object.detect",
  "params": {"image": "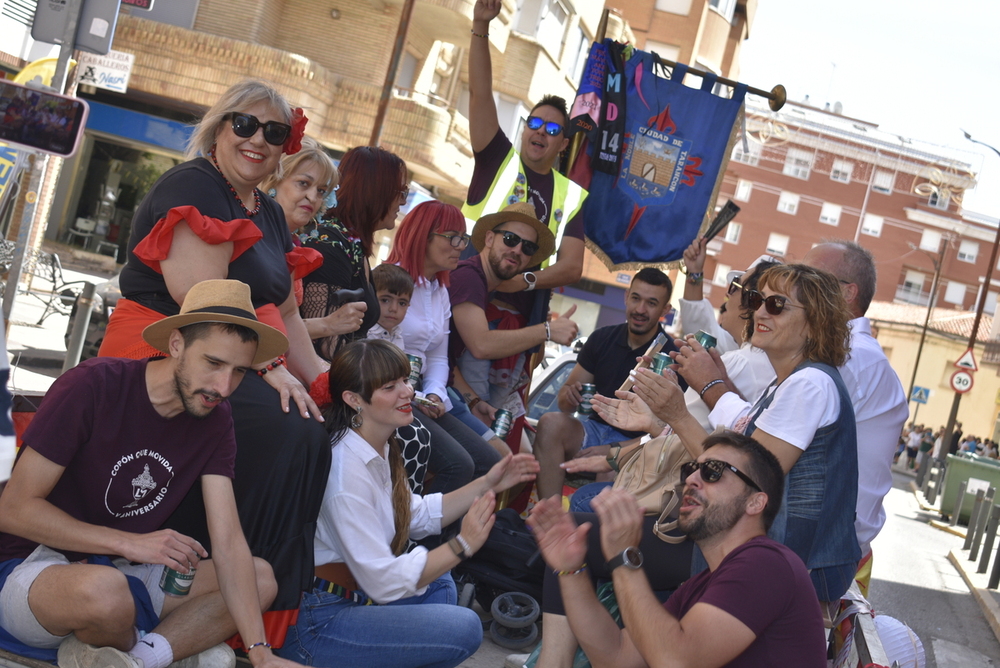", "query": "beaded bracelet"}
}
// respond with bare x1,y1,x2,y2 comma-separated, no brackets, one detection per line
257,356,286,376
699,379,725,398
247,642,272,652
556,563,587,576
471,29,489,38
